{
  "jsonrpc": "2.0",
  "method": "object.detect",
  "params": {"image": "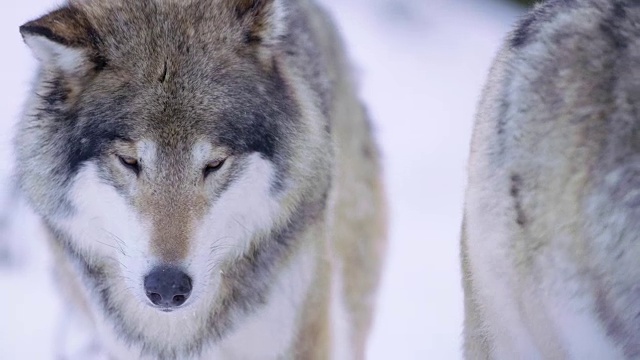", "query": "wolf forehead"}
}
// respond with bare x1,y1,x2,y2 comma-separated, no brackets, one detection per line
64,63,296,157
21,0,303,162
23,0,282,63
